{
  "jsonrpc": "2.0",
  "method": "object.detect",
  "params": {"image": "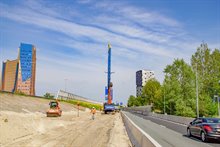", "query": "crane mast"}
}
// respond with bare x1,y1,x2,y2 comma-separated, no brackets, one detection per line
103,43,115,114
107,43,112,104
